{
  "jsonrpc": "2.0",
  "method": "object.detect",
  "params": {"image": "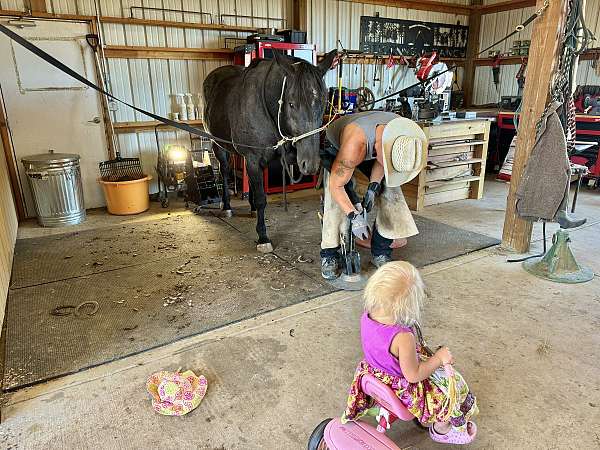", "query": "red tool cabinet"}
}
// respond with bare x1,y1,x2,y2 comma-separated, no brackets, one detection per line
231,41,318,197
497,112,600,180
